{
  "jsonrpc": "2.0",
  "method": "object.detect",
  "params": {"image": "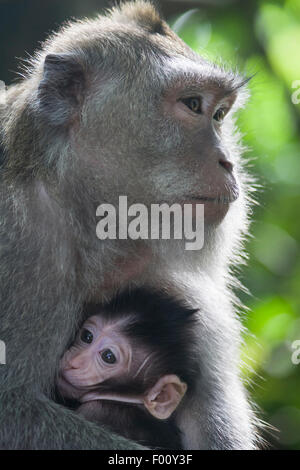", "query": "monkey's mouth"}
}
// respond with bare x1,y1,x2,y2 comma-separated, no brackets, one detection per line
57,373,74,390
189,194,238,204
186,184,239,204
57,373,85,399
181,184,239,223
